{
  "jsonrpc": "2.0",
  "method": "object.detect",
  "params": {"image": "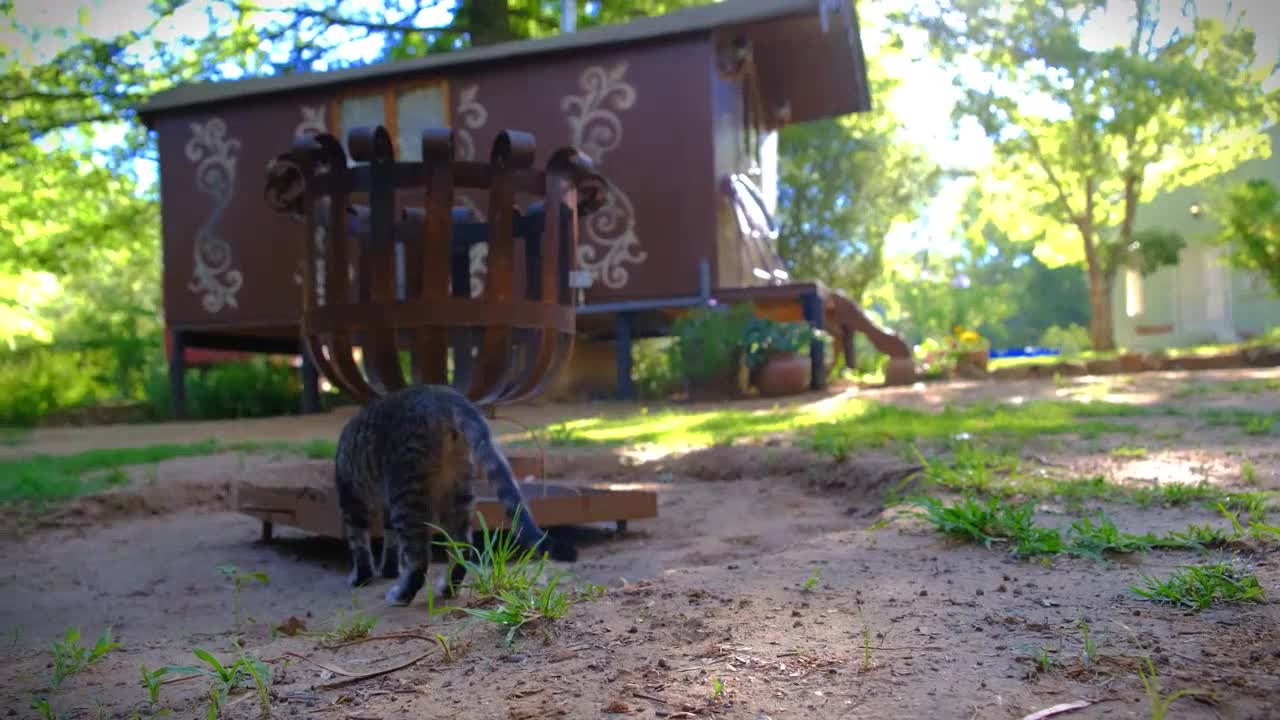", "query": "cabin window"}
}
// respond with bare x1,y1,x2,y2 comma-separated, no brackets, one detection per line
1125,268,1144,318
333,81,449,160
339,93,386,138
395,85,448,160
